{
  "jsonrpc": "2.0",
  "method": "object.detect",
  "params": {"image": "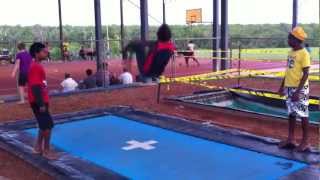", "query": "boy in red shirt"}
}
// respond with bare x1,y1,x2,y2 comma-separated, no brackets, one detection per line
123,24,175,82
28,42,55,159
